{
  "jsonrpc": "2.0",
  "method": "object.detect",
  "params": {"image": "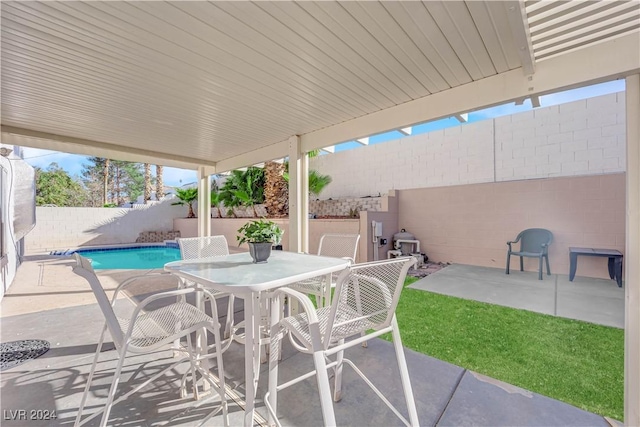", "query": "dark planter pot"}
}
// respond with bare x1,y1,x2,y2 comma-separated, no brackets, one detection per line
248,242,272,263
